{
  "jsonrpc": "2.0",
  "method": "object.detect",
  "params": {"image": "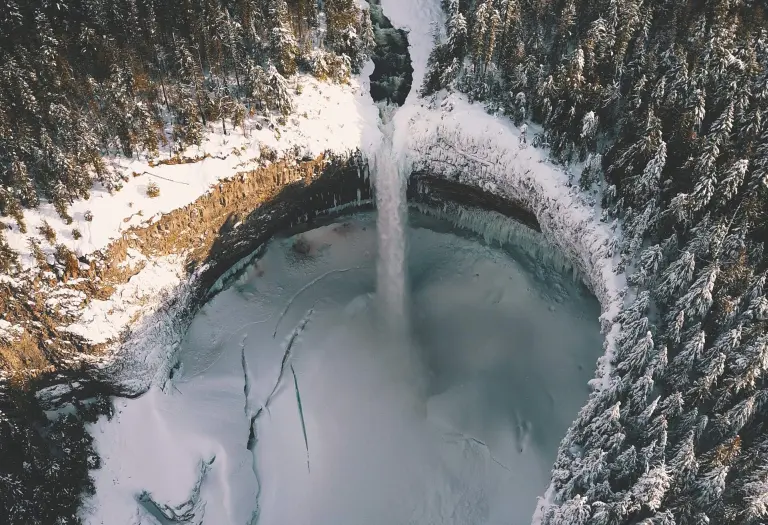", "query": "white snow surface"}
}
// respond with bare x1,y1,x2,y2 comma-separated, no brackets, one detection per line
1,73,381,271
83,213,603,525
63,253,187,345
